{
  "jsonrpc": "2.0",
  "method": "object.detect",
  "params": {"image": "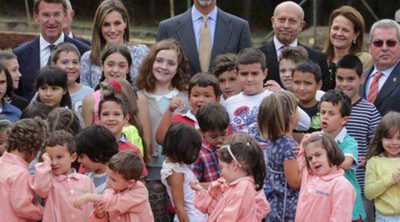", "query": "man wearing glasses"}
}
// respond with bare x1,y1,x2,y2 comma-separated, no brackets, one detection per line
361,19,400,115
